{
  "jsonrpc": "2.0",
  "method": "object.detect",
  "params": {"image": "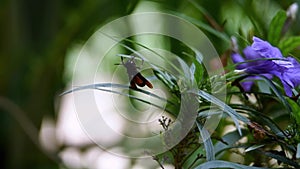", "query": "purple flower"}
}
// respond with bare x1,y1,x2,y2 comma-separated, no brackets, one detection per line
231,37,300,96
280,57,300,96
